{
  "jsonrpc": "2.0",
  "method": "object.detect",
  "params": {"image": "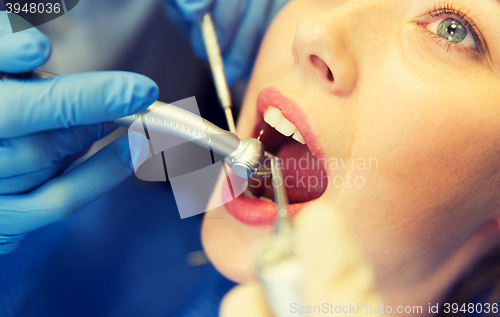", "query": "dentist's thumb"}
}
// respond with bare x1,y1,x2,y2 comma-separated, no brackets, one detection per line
175,0,214,22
